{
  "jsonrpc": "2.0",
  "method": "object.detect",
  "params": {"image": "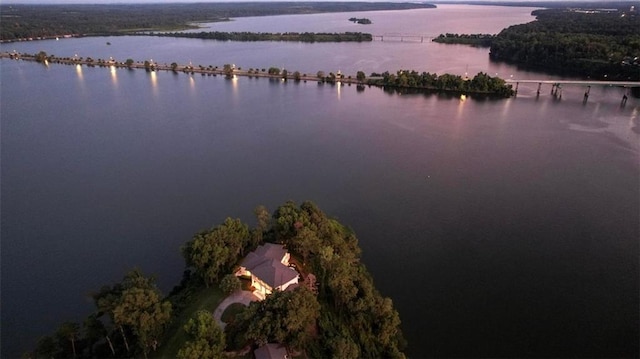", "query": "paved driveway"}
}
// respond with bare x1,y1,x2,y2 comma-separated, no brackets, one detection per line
213,290,260,329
